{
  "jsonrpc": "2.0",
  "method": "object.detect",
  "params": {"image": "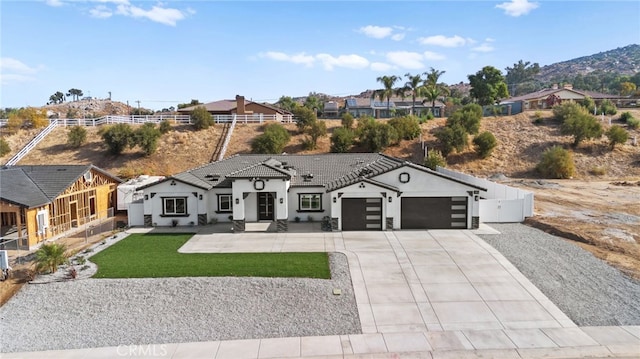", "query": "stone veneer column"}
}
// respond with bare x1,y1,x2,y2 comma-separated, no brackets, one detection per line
331,217,339,231
233,219,245,232
386,217,394,230
198,214,207,226
144,215,152,227
276,219,288,232
472,216,480,229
